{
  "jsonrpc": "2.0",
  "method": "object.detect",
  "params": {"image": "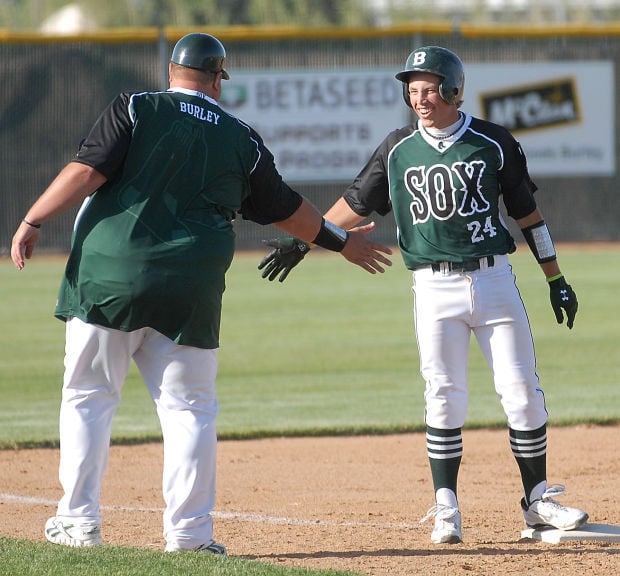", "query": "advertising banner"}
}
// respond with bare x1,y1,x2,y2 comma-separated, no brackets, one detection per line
221,61,614,181
463,61,614,176
221,68,407,182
